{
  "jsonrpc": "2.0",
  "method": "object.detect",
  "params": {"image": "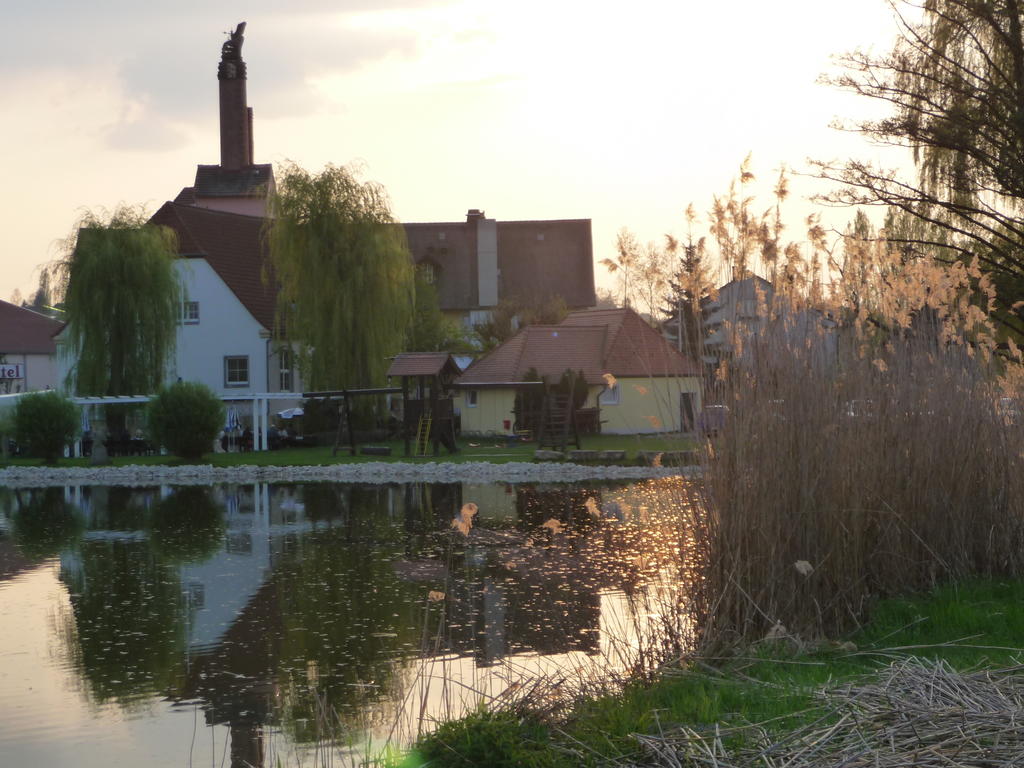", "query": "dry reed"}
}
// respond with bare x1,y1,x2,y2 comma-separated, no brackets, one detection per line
631,656,1024,767
691,244,1024,648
